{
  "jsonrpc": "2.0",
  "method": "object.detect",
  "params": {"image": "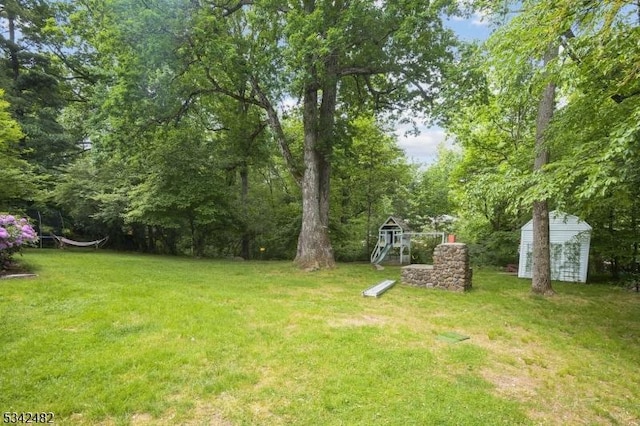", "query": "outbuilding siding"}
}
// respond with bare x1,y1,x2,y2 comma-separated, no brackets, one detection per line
518,211,591,283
